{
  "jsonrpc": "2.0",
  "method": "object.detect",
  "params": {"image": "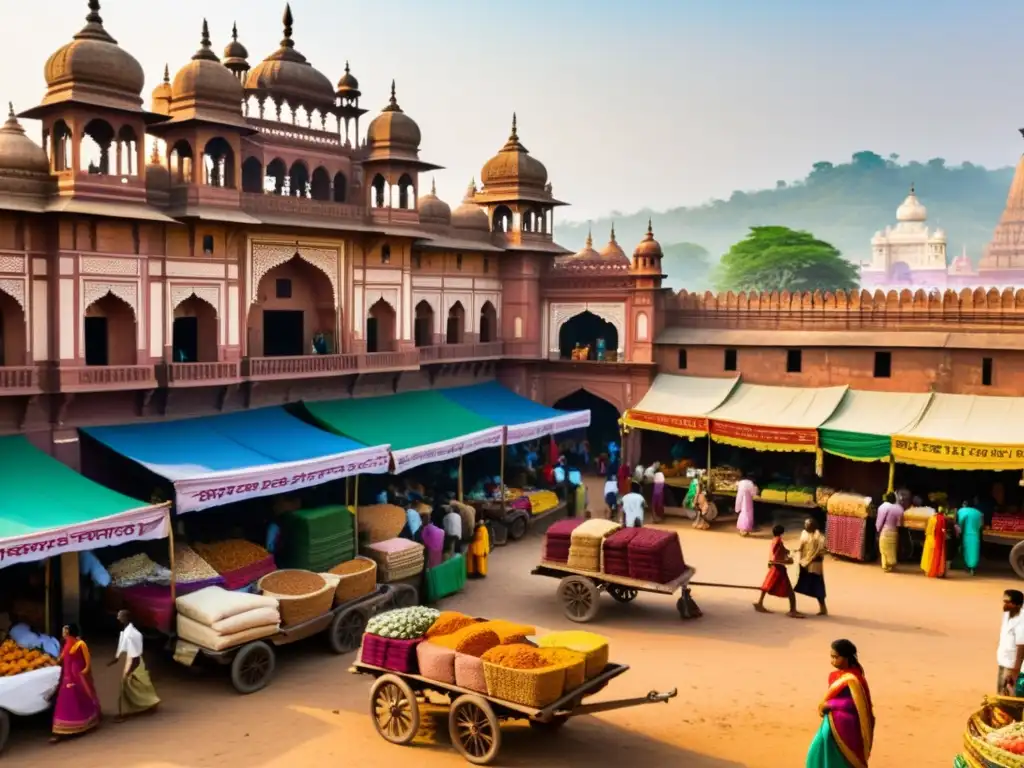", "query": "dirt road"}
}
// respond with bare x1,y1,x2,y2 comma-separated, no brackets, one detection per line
2,516,1000,767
